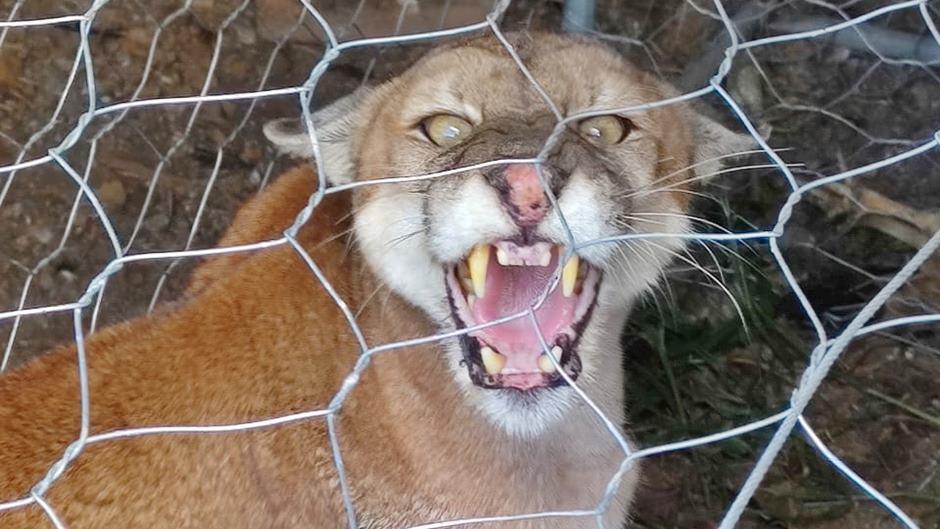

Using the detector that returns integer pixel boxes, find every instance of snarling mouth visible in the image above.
[445,241,601,391]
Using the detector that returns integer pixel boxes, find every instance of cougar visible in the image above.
[0,32,748,528]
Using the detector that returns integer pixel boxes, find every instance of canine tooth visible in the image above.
[562,253,579,297]
[551,345,563,361]
[467,294,477,310]
[461,276,473,293]
[496,247,510,266]
[480,346,505,375]
[467,244,490,297]
[538,354,557,373]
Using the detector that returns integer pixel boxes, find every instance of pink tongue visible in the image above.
[470,250,577,372]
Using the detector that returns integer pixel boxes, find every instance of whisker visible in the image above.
[347,189,432,217]
[611,214,669,229]
[627,211,733,234]
[313,226,357,251]
[627,211,766,274]
[618,162,804,202]
[638,187,723,204]
[618,146,793,191]
[629,239,677,311]
[606,222,678,314]
[386,228,426,250]
[643,239,749,335]
[697,241,728,296]
[355,282,389,318]
[710,242,767,278]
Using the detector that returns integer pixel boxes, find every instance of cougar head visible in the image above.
[265,32,750,436]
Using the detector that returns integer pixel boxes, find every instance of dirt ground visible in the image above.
[1,0,938,528]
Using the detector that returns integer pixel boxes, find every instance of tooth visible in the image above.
[467,294,476,310]
[540,251,551,267]
[461,277,473,293]
[496,247,509,266]
[538,354,557,373]
[562,253,579,297]
[551,345,563,361]
[480,346,505,375]
[467,244,490,297]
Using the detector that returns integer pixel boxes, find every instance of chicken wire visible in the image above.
[0,0,938,527]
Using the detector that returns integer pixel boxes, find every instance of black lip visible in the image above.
[444,266,601,392]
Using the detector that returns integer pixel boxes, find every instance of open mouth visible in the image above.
[445,240,601,391]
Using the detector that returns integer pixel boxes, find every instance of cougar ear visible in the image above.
[691,111,761,180]
[263,86,375,185]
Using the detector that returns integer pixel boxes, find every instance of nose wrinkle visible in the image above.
[504,164,550,226]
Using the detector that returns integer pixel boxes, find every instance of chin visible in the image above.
[445,336,582,438]
[474,385,581,438]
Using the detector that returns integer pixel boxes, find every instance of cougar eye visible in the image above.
[422,114,473,147]
[578,115,631,145]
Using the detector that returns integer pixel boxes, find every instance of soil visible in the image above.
[1,0,938,527]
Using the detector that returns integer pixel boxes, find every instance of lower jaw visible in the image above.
[475,369,573,392]
[449,288,598,393]
[466,350,585,392]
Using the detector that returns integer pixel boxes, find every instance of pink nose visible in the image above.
[502,164,550,227]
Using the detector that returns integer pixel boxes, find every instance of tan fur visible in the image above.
[0,164,629,528]
[1,33,747,528]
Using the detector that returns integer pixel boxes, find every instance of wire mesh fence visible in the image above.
[0,0,938,527]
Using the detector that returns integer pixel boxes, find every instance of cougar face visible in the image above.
[267,32,747,436]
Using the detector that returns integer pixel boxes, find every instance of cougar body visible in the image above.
[0,33,746,528]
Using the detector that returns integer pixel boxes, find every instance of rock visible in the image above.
[234,21,257,46]
[256,0,304,42]
[149,212,171,231]
[120,27,153,59]
[239,144,262,165]
[56,265,77,283]
[31,226,54,245]
[97,180,127,210]
[0,53,23,92]
[730,63,764,116]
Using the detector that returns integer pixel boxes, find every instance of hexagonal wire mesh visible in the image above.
[0,0,938,527]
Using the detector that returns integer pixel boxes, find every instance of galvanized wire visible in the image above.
[0,1,938,528]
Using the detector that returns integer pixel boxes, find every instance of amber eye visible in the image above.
[578,115,631,145]
[422,114,474,147]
